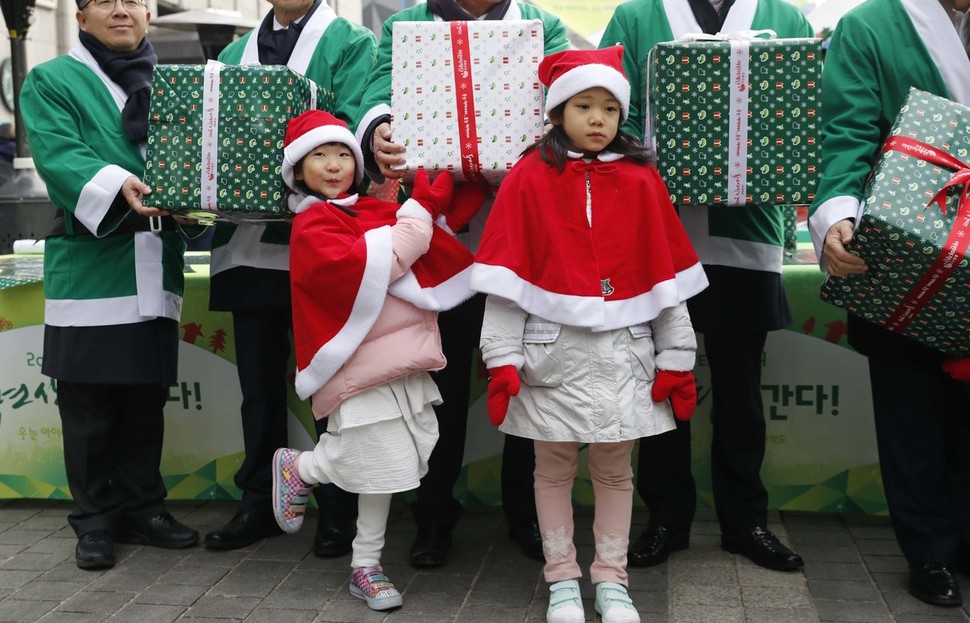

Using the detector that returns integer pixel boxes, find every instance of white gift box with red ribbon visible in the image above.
[390,20,545,186]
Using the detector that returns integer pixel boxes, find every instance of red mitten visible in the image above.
[651,370,697,422]
[409,170,454,220]
[487,365,520,427]
[942,358,970,382]
[441,182,487,233]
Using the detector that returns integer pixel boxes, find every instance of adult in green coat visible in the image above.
[202,0,377,553]
[21,0,202,570]
[353,0,568,570]
[809,0,970,607]
[599,0,811,572]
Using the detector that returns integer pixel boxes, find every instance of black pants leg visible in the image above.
[59,381,168,536]
[705,332,769,534]
[635,418,696,531]
[868,357,970,564]
[231,307,291,513]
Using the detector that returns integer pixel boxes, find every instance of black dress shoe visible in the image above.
[628,525,689,568]
[313,513,354,558]
[116,512,199,549]
[203,510,282,550]
[410,525,452,568]
[721,526,803,571]
[509,519,544,561]
[909,562,963,607]
[76,530,115,570]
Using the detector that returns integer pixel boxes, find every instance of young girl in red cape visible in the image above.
[269,110,481,613]
[471,46,709,623]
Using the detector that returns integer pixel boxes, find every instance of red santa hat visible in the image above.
[282,110,365,191]
[540,45,630,122]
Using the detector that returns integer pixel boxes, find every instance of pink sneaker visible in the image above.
[271,448,312,533]
[349,565,403,611]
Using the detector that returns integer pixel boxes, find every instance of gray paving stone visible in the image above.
[670,582,740,606]
[0,568,44,589]
[862,554,907,574]
[808,579,882,602]
[57,590,136,613]
[133,582,209,606]
[10,578,87,601]
[814,598,893,622]
[741,584,813,609]
[671,603,744,623]
[242,607,318,623]
[0,597,59,622]
[745,607,821,623]
[107,602,183,623]
[798,544,865,563]
[181,594,261,618]
[803,561,872,582]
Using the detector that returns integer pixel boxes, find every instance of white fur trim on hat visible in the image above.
[544,64,631,122]
[282,125,365,191]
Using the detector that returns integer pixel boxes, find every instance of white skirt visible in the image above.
[300,372,441,494]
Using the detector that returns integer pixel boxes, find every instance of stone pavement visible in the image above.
[0,499,967,623]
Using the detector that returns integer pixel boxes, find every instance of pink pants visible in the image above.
[534,440,634,585]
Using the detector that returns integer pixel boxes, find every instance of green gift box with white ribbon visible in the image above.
[648,33,822,207]
[820,89,970,356]
[143,63,333,222]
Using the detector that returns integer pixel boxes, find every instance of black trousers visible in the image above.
[868,357,970,565]
[58,380,169,536]
[231,306,293,512]
[637,332,769,535]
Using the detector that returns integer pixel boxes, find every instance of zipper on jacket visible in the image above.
[585,170,592,227]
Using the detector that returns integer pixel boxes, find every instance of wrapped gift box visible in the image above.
[143,63,333,222]
[649,36,822,206]
[820,89,970,355]
[390,20,545,185]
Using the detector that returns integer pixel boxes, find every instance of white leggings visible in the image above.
[351,493,392,569]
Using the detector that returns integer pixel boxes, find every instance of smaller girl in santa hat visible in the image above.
[269,109,479,613]
[471,46,709,623]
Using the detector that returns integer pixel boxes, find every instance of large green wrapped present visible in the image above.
[649,35,822,206]
[143,63,333,222]
[820,89,970,356]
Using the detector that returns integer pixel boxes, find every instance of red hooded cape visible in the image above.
[471,151,707,330]
[290,194,474,400]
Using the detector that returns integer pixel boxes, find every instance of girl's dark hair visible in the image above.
[522,102,651,171]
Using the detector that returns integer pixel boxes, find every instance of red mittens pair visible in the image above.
[409,170,454,220]
[652,370,697,422]
[486,365,520,427]
[942,358,970,382]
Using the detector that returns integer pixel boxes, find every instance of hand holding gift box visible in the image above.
[820,89,970,356]
[390,20,545,186]
[648,32,822,207]
[143,62,334,223]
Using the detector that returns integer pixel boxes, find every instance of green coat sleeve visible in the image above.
[305,18,377,132]
[21,60,140,236]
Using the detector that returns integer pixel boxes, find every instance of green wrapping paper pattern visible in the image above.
[649,37,822,206]
[143,64,334,221]
[820,89,970,356]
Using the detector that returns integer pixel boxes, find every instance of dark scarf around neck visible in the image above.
[79,30,156,143]
[256,0,322,65]
[427,0,512,21]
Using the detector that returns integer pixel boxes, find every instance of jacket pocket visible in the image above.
[521,321,564,388]
[627,323,657,381]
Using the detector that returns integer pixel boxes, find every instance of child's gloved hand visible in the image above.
[942,358,970,382]
[487,365,520,426]
[652,370,697,421]
[409,170,454,220]
[438,183,486,234]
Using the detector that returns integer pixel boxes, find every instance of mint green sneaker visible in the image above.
[594,582,640,623]
[547,579,585,623]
